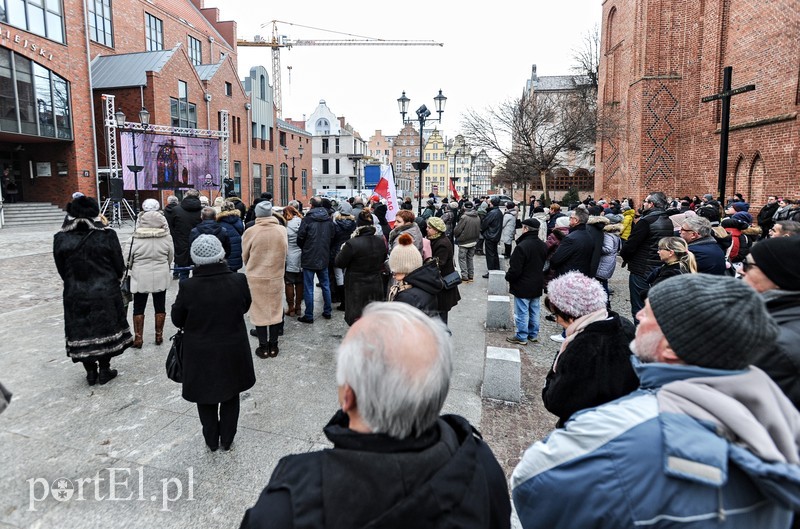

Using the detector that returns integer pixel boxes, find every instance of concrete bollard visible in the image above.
[487,270,507,295]
[482,346,521,402]
[486,295,511,330]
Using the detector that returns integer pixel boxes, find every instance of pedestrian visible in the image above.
[241,201,288,358]
[645,236,697,288]
[541,271,638,427]
[721,211,758,264]
[216,201,244,272]
[189,207,231,262]
[743,237,800,408]
[282,205,304,317]
[480,196,503,277]
[501,201,519,259]
[387,233,442,316]
[125,202,173,348]
[171,189,203,280]
[771,220,800,238]
[427,216,461,325]
[331,202,357,310]
[239,302,511,529]
[545,203,565,235]
[513,274,800,528]
[679,215,727,275]
[453,201,481,282]
[334,210,388,326]
[296,196,335,323]
[400,196,414,210]
[172,235,255,451]
[531,206,549,242]
[547,205,597,278]
[53,196,133,385]
[441,201,460,245]
[420,197,437,220]
[505,218,547,346]
[595,217,622,306]
[163,194,180,233]
[387,209,424,254]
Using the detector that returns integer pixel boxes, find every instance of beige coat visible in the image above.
[242,216,288,326]
[126,212,174,293]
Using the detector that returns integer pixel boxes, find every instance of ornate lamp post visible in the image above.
[114,107,150,214]
[283,144,304,201]
[397,89,447,213]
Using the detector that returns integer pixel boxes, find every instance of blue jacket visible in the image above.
[216,211,244,271]
[689,236,727,275]
[512,360,800,528]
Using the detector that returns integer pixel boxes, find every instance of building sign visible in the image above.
[35,162,51,177]
[0,26,55,61]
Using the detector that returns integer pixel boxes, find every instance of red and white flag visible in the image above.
[373,164,399,227]
[449,177,461,201]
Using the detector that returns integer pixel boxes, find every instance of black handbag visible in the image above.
[442,270,462,289]
[165,330,184,383]
[121,233,135,308]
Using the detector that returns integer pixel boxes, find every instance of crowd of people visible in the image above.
[42,186,800,527]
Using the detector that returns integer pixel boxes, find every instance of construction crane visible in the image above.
[237,20,443,118]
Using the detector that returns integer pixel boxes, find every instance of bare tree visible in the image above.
[571,24,600,88]
[462,85,596,204]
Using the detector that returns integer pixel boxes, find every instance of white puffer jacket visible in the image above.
[126,211,174,293]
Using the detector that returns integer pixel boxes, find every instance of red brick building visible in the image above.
[0,0,310,212]
[595,0,800,207]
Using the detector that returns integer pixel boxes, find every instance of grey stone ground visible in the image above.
[0,221,632,528]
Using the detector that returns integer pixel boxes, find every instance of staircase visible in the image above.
[1,202,66,228]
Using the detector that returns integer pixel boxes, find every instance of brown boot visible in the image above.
[294,282,303,316]
[132,314,145,348]
[284,284,295,316]
[154,313,166,345]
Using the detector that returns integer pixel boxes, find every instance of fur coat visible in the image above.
[242,216,288,326]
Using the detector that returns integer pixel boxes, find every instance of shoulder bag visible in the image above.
[120,236,134,308]
[165,330,184,383]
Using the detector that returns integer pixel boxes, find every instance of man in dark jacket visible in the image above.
[743,237,800,409]
[296,196,335,323]
[679,215,726,275]
[454,202,481,282]
[548,205,596,278]
[171,189,203,280]
[480,196,503,277]
[505,218,547,345]
[239,302,511,529]
[189,207,231,263]
[619,192,674,321]
[757,195,780,240]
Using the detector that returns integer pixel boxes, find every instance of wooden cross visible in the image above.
[702,66,755,201]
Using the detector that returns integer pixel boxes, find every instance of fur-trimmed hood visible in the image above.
[604,222,623,233]
[216,208,241,221]
[133,227,169,239]
[334,211,355,222]
[587,215,610,226]
[60,217,105,232]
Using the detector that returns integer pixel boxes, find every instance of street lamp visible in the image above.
[283,144,304,201]
[397,89,447,213]
[114,107,150,215]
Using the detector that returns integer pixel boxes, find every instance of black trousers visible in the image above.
[485,239,501,270]
[132,291,166,315]
[256,324,281,346]
[196,395,240,448]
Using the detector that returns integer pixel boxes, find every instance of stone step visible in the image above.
[2,202,66,228]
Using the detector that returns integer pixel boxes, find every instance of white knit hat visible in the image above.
[546,271,607,318]
[389,233,422,274]
[190,234,225,266]
[142,198,160,212]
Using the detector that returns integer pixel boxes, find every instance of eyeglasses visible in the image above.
[742,260,759,272]
[679,227,694,233]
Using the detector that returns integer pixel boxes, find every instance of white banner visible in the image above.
[373,164,399,226]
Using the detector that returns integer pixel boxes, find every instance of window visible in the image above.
[266,164,274,194]
[335,138,340,153]
[145,13,163,51]
[335,159,339,174]
[233,161,241,194]
[261,125,266,150]
[88,0,113,46]
[396,149,402,157]
[322,139,329,154]
[322,159,329,174]
[170,81,196,128]
[406,149,411,157]
[252,163,262,200]
[225,82,232,96]
[5,0,64,43]
[426,153,430,161]
[280,163,289,205]
[279,130,286,147]
[301,169,307,194]
[315,118,329,135]
[259,75,266,100]
[188,36,202,65]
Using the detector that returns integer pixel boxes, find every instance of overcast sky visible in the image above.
[217,1,601,143]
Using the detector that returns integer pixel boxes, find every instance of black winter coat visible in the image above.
[430,236,461,313]
[332,214,356,261]
[217,212,244,271]
[548,224,595,278]
[688,236,726,275]
[239,411,511,529]
[505,231,547,299]
[619,208,674,276]
[171,262,255,404]
[163,202,179,232]
[171,196,203,266]
[542,312,639,427]
[757,202,780,233]
[189,220,231,263]
[297,207,334,270]
[481,207,503,242]
[390,260,443,316]
[645,261,685,287]
[334,226,387,326]
[751,291,800,409]
[53,219,133,361]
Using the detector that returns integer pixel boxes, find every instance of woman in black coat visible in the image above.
[53,196,133,386]
[334,212,388,326]
[387,233,442,316]
[171,234,256,451]
[426,217,461,325]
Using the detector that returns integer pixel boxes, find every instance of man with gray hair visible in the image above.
[679,215,726,274]
[240,302,511,529]
[548,205,598,279]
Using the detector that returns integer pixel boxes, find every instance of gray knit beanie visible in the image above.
[190,234,225,266]
[255,200,273,217]
[647,274,779,369]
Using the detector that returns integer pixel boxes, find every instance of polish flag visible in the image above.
[449,178,461,201]
[373,164,399,227]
